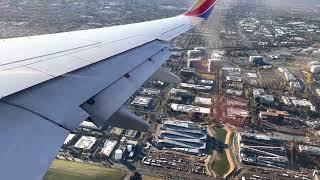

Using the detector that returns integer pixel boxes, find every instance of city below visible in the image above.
[1,0,320,180]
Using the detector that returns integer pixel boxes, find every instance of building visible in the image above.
[64,134,75,145]
[310,65,320,74]
[80,121,101,131]
[157,120,207,154]
[74,136,97,150]
[194,97,212,106]
[125,129,138,138]
[253,88,274,105]
[100,140,118,157]
[170,103,210,115]
[200,80,214,85]
[180,83,212,91]
[298,145,320,156]
[226,76,242,82]
[316,89,320,96]
[239,133,289,169]
[140,88,161,96]
[249,56,264,65]
[170,88,189,96]
[259,109,289,124]
[131,96,152,108]
[187,50,202,59]
[226,89,243,96]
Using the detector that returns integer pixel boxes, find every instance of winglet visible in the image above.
[184,0,217,19]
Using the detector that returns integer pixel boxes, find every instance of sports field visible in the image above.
[44,160,126,180]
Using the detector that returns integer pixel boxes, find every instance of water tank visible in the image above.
[127,145,133,152]
[114,149,123,160]
[310,65,320,74]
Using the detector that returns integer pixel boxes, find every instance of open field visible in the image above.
[142,175,165,180]
[44,160,126,180]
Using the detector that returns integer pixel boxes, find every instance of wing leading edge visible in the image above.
[0,0,217,179]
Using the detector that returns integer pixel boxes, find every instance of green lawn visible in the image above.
[44,160,126,180]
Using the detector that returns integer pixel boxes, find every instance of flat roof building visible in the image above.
[131,96,152,107]
[140,88,161,96]
[100,140,118,157]
[180,83,212,91]
[80,121,101,130]
[298,145,320,156]
[64,134,75,145]
[74,136,96,150]
[157,120,207,154]
[170,103,210,115]
[194,97,212,105]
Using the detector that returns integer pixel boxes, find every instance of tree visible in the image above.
[130,171,142,180]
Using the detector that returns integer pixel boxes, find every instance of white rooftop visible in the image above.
[180,83,212,90]
[101,140,118,157]
[170,103,210,114]
[194,97,212,105]
[64,134,75,145]
[131,96,152,106]
[74,136,96,150]
[80,121,100,130]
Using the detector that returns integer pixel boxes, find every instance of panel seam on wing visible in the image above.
[0,100,71,131]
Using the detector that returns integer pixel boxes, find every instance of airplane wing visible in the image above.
[0,0,217,179]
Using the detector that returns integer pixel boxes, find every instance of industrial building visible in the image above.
[100,140,118,157]
[157,120,207,155]
[239,133,289,169]
[74,136,97,150]
[170,103,210,115]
